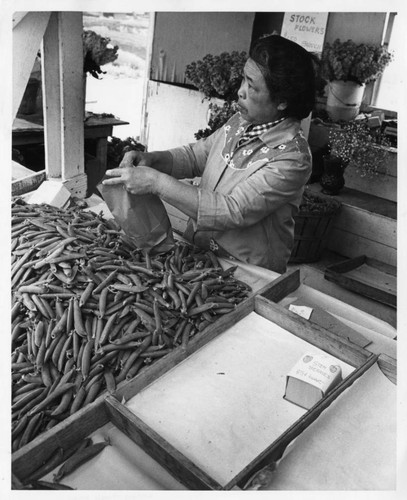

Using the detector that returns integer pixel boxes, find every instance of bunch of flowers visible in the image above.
[83,30,119,79]
[321,39,393,85]
[107,136,145,168]
[185,51,247,101]
[194,102,239,140]
[328,119,392,177]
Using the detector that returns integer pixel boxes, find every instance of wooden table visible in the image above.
[13,113,129,172]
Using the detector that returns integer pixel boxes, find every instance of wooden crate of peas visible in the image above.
[11,198,393,490]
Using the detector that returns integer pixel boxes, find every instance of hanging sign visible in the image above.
[281,12,328,53]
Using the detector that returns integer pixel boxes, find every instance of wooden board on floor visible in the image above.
[324,255,396,309]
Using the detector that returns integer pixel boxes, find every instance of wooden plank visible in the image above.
[328,227,397,268]
[12,12,51,119]
[13,117,127,145]
[260,268,300,303]
[254,295,371,368]
[12,170,46,196]
[377,353,397,384]
[59,12,85,188]
[12,398,109,482]
[42,12,87,196]
[323,255,366,274]
[41,12,62,179]
[84,115,129,128]
[63,173,89,199]
[332,206,397,248]
[105,396,223,490]
[225,353,379,490]
[12,473,26,490]
[324,256,397,309]
[286,299,371,348]
[95,138,108,172]
[365,257,397,276]
[11,161,35,181]
[328,266,397,297]
[325,255,396,278]
[140,13,156,145]
[12,12,28,29]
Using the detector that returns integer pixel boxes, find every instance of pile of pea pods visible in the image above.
[11,198,251,451]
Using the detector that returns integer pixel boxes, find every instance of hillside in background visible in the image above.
[83,12,150,140]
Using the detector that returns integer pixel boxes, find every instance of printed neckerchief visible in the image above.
[236,117,286,148]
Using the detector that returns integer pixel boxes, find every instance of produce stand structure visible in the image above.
[13,12,87,198]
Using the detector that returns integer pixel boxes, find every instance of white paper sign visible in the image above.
[281,12,329,53]
[289,304,313,320]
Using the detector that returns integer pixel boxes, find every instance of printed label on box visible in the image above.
[284,353,343,409]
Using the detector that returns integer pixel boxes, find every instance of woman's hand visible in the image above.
[119,150,153,168]
[102,166,159,195]
[103,165,200,219]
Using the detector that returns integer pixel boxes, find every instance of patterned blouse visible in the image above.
[167,112,312,272]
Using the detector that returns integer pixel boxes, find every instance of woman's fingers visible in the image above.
[102,168,127,186]
[104,168,123,178]
[120,150,141,167]
[102,166,157,194]
[101,176,124,186]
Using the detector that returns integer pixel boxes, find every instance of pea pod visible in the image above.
[53,439,111,483]
[18,411,44,448]
[73,298,87,338]
[81,339,95,379]
[28,383,76,416]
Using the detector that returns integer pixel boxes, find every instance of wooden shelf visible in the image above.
[307,183,396,220]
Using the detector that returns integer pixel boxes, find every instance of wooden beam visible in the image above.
[42,12,87,197]
[12,12,28,29]
[12,12,51,119]
[377,353,397,384]
[254,295,371,368]
[105,396,223,490]
[41,13,62,180]
[12,170,46,197]
[260,268,300,303]
[12,399,109,482]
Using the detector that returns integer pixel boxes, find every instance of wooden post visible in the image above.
[140,13,156,146]
[41,12,87,198]
[12,12,50,119]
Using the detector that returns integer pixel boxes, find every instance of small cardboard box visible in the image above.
[284,353,343,410]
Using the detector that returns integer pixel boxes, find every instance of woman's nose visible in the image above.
[238,80,246,100]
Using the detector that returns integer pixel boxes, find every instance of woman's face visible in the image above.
[237,58,285,125]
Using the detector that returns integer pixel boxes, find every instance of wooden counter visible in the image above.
[13,113,129,172]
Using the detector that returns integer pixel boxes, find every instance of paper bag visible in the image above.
[98,181,175,255]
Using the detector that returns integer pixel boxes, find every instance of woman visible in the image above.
[103,35,316,273]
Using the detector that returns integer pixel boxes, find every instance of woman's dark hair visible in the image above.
[249,34,317,119]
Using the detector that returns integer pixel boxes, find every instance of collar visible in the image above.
[238,114,301,149]
[244,117,286,135]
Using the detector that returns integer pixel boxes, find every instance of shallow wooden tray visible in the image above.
[12,292,386,490]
